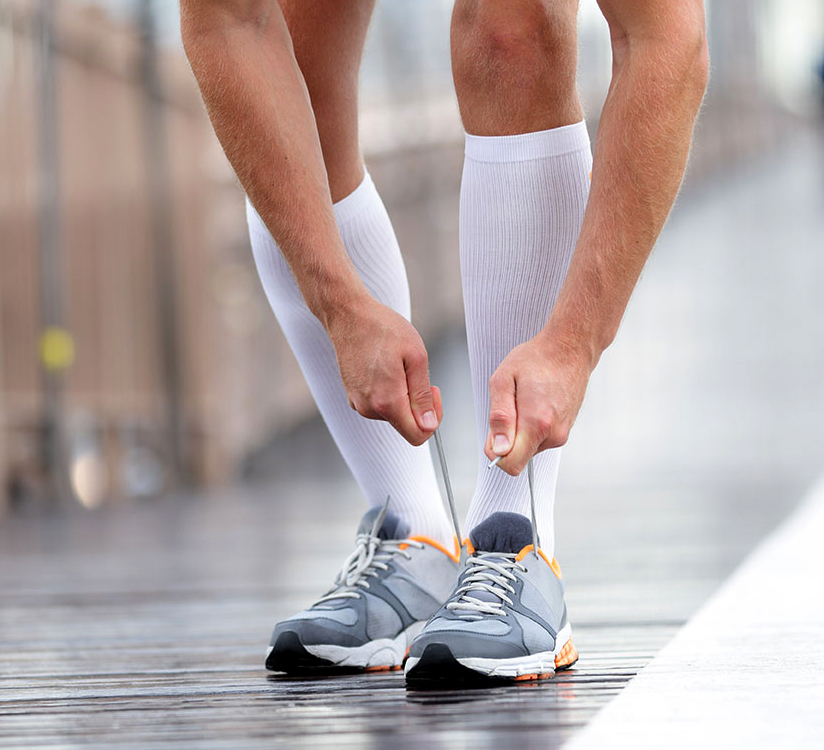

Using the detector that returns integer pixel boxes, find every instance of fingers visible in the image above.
[484,370,517,462]
[404,349,439,434]
[353,392,426,446]
[335,305,440,446]
[351,366,437,447]
[485,365,573,475]
[493,429,536,476]
[495,409,571,475]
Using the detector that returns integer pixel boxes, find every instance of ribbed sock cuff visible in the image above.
[464,120,590,163]
[332,169,376,226]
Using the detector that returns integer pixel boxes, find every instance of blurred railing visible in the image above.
[0,0,821,511]
[1,1,313,509]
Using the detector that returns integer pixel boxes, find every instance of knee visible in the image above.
[452,0,577,87]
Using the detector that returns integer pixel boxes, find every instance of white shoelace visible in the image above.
[315,500,423,604]
[433,428,541,558]
[445,552,527,619]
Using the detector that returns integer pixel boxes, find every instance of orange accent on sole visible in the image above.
[514,672,553,682]
[364,665,392,673]
[555,638,579,670]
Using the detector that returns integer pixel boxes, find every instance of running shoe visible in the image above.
[405,511,578,685]
[266,503,460,673]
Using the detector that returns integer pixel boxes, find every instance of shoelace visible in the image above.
[444,552,527,619]
[315,499,423,604]
[433,428,541,556]
[433,429,541,621]
[313,430,540,607]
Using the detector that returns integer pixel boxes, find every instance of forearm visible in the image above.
[180,0,369,327]
[545,20,709,365]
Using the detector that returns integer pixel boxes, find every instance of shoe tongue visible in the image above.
[357,507,410,541]
[469,512,533,554]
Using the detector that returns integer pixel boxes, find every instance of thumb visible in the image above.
[485,371,517,460]
[405,351,439,432]
[431,385,443,425]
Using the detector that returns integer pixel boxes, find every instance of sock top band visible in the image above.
[333,169,377,227]
[464,120,590,163]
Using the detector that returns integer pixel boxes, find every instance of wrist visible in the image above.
[537,318,607,373]
[312,280,373,334]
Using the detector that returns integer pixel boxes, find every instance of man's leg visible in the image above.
[247,0,452,545]
[453,0,591,560]
[405,0,588,685]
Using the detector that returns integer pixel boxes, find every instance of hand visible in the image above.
[327,296,442,446]
[484,331,594,475]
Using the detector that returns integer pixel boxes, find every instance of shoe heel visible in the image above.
[554,638,579,670]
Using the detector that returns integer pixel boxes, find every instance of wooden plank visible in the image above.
[0,471,793,748]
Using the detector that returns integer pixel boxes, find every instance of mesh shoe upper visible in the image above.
[270,506,458,652]
[408,511,568,662]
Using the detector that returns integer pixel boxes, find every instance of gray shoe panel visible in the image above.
[283,607,358,626]
[385,573,443,621]
[516,611,556,653]
[518,554,566,624]
[363,590,404,640]
[392,543,458,604]
[409,629,529,660]
[408,546,569,665]
[358,575,416,631]
[269,537,458,650]
[424,615,511,636]
[272,620,364,649]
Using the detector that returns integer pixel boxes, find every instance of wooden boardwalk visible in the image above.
[2,132,823,747]
[0,468,798,749]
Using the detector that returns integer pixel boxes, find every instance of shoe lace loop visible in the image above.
[315,499,422,604]
[445,552,526,619]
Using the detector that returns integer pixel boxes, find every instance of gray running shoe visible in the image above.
[405,511,578,685]
[266,503,459,673]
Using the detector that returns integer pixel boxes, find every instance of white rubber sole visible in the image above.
[405,622,574,678]
[267,620,425,670]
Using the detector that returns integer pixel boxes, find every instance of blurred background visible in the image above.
[2,4,824,743]
[1,0,823,516]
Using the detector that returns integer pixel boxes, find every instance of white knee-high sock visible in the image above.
[247,171,453,546]
[460,122,592,559]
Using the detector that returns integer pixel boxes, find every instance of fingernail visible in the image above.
[492,434,510,454]
[421,410,437,430]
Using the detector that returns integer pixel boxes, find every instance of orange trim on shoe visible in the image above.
[463,538,476,556]
[555,638,579,670]
[514,672,553,682]
[402,535,460,562]
[514,545,563,579]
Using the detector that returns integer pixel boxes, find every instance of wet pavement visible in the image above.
[2,125,823,748]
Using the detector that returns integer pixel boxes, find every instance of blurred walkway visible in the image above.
[1,124,823,748]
